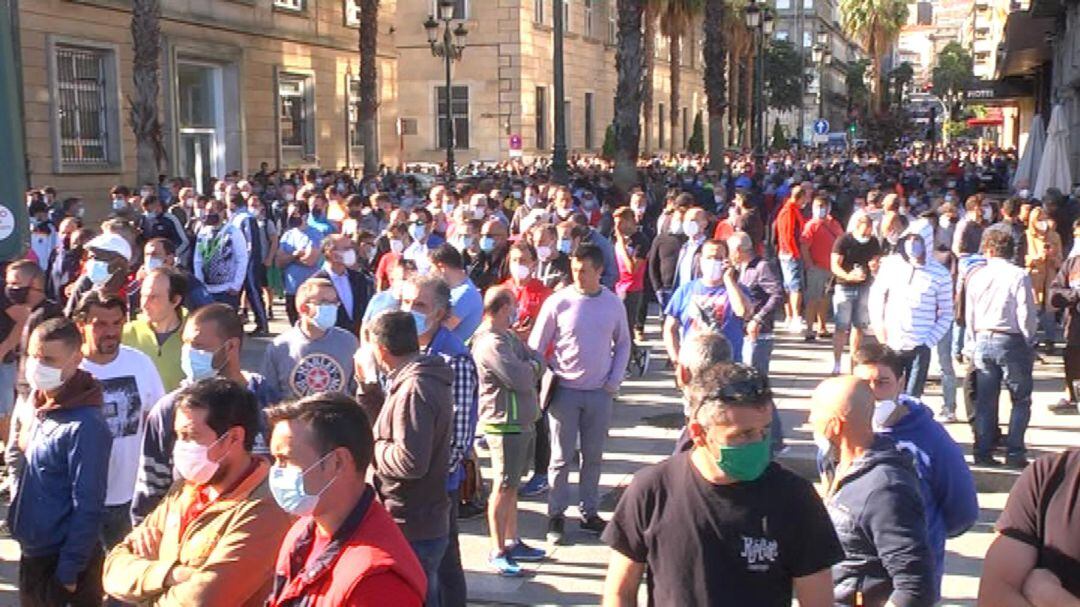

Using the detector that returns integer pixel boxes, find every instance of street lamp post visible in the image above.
[812,29,830,144]
[424,1,468,181]
[744,1,772,170]
[552,0,568,184]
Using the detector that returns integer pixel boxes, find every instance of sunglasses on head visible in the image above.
[706,374,771,405]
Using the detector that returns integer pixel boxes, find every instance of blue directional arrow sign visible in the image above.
[813,119,830,135]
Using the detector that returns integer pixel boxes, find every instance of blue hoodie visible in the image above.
[879,396,979,589]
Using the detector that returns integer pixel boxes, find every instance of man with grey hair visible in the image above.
[727,232,783,377]
[603,363,842,606]
[673,330,733,453]
[400,274,478,606]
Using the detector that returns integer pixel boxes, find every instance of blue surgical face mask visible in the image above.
[457,236,474,251]
[312,303,339,330]
[269,452,337,517]
[408,223,427,242]
[479,236,496,253]
[411,310,428,335]
[181,343,224,382]
[557,238,572,254]
[86,258,113,285]
[145,257,165,271]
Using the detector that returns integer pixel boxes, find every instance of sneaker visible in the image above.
[935,411,958,424]
[519,474,550,497]
[458,501,486,520]
[579,514,607,535]
[973,455,1002,467]
[506,540,547,562]
[1049,399,1079,415]
[1005,454,1030,469]
[488,551,523,577]
[830,362,842,376]
[547,515,566,545]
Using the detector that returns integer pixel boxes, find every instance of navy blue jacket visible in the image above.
[10,400,112,585]
[828,435,937,607]
[879,397,978,590]
[737,256,784,335]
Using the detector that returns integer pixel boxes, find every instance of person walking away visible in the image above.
[529,244,631,544]
[647,206,686,322]
[103,379,291,606]
[852,344,979,592]
[1026,206,1063,351]
[868,233,954,398]
[367,310,454,607]
[11,318,112,606]
[266,393,427,607]
[471,287,548,576]
[965,228,1038,468]
[809,376,937,606]
[602,363,842,607]
[830,214,881,375]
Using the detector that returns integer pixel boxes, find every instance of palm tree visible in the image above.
[130,0,165,186]
[613,0,645,192]
[703,0,726,170]
[656,0,705,155]
[642,11,657,155]
[840,0,909,113]
[358,0,380,177]
[720,0,750,147]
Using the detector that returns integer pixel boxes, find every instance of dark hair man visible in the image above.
[603,364,842,606]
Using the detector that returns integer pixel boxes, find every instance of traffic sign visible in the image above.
[509,134,523,158]
[813,119,830,136]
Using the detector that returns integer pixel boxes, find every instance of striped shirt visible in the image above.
[869,254,955,350]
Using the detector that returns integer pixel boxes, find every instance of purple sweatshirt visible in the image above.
[528,286,631,392]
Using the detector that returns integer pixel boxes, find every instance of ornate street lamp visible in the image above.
[745,0,770,168]
[425,0,468,181]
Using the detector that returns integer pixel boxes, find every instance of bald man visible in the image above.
[810,376,936,607]
[471,219,511,291]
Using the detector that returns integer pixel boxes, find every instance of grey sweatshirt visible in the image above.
[260,325,359,400]
[471,325,544,433]
[373,354,454,541]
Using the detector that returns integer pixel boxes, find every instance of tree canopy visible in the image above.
[764,39,809,112]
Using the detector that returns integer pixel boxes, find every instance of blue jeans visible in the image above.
[438,489,466,607]
[741,334,784,451]
[898,345,933,398]
[972,333,1034,459]
[410,535,450,607]
[934,327,958,414]
[656,288,674,321]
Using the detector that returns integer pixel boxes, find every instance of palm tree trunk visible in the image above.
[703,0,726,171]
[613,0,644,193]
[130,0,165,186]
[669,35,681,155]
[642,14,655,155]
[358,0,380,177]
[743,54,754,149]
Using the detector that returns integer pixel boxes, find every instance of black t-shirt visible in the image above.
[622,232,649,260]
[832,233,882,286]
[996,449,1080,597]
[603,452,843,606]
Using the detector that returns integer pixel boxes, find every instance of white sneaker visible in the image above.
[831,362,842,376]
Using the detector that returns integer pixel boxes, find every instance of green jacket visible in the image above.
[122,309,188,392]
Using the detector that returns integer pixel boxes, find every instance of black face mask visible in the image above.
[287,214,304,229]
[5,286,29,305]
[203,213,221,227]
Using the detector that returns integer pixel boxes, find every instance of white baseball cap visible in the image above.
[86,233,132,262]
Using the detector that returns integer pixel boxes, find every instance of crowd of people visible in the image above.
[2,146,1078,606]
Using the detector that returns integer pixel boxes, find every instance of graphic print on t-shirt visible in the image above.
[100,376,142,438]
[290,352,346,396]
[688,291,732,335]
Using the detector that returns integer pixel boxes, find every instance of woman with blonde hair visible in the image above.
[1026,206,1064,349]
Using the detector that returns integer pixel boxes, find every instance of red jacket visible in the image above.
[774,201,807,258]
[267,488,427,607]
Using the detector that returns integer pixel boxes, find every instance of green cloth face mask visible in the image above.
[713,437,772,482]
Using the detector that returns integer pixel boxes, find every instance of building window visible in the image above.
[776,0,790,8]
[278,72,315,162]
[584,92,594,149]
[536,86,547,150]
[348,79,362,148]
[432,0,467,19]
[53,44,117,168]
[803,30,812,48]
[274,0,305,11]
[608,0,617,43]
[562,0,571,32]
[803,0,812,8]
[345,0,360,26]
[584,0,594,37]
[775,29,789,41]
[658,102,665,149]
[436,85,469,149]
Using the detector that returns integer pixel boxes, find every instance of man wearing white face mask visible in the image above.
[10,318,112,605]
[868,233,954,398]
[265,393,427,606]
[132,304,280,523]
[262,278,358,401]
[103,378,291,606]
[674,207,710,289]
[313,235,371,335]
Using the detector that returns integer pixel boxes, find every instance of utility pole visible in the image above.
[0,0,29,262]
[552,0,569,184]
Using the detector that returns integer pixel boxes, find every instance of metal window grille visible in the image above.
[279,76,308,149]
[345,0,361,25]
[584,0,594,37]
[437,86,469,150]
[535,0,545,23]
[584,92,594,149]
[536,86,547,150]
[274,0,305,10]
[608,1,616,43]
[56,47,109,165]
[432,0,467,19]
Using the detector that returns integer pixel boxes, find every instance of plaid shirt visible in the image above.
[424,344,478,474]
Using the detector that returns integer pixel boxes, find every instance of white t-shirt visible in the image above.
[80,346,166,506]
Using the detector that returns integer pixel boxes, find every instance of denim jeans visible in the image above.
[898,345,933,398]
[742,334,784,452]
[972,333,1034,459]
[438,489,466,607]
[951,321,965,360]
[933,327,958,415]
[410,535,450,607]
[655,288,674,321]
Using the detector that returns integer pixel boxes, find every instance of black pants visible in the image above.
[20,548,104,607]
[533,412,550,476]
[1065,346,1080,401]
[438,488,467,607]
[285,294,299,326]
